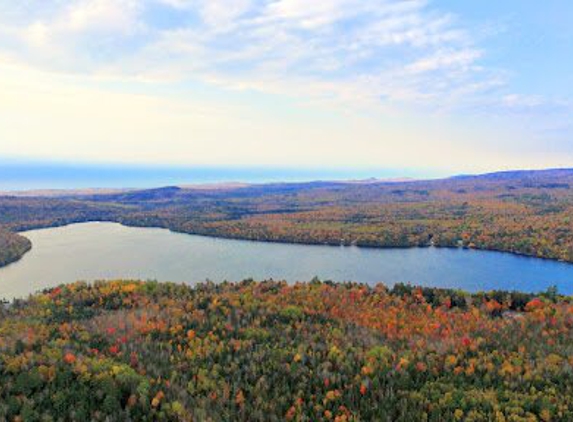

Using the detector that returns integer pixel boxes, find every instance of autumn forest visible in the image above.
[1,280,572,421]
[1,168,572,268]
[1,168,573,421]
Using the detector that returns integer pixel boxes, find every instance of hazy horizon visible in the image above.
[0,159,571,192]
[0,159,446,191]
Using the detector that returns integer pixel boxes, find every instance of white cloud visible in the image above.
[406,49,482,74]
[502,94,543,108]
[18,0,141,44]
[198,0,253,27]
[156,0,192,9]
[0,0,496,111]
[114,0,497,113]
[3,59,557,172]
[263,0,364,28]
[24,22,50,46]
[155,0,253,27]
[64,0,141,34]
[0,0,144,74]
[0,0,568,169]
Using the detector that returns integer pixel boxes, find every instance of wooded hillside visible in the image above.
[0,280,571,421]
[1,168,572,266]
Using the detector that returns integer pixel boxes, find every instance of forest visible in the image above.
[0,279,571,421]
[0,229,31,267]
[0,168,572,267]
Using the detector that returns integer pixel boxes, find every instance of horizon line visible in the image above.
[1,165,572,195]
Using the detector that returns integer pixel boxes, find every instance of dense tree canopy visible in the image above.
[0,229,31,267]
[1,280,572,421]
[1,169,572,268]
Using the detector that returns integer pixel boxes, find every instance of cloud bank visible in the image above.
[0,0,570,171]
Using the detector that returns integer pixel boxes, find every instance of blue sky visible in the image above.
[0,0,571,176]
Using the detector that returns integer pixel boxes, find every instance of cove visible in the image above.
[0,222,572,299]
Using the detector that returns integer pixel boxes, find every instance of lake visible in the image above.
[0,222,572,299]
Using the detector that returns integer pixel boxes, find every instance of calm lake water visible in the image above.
[1,222,572,299]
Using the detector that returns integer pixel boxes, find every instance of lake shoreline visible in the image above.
[10,219,573,269]
[2,221,572,300]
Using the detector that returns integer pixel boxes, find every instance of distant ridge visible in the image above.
[179,182,251,190]
[108,186,183,202]
[338,177,417,184]
[2,168,572,198]
[451,168,573,180]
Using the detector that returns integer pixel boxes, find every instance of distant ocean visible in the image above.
[0,160,442,191]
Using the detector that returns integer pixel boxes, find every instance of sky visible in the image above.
[0,0,572,179]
